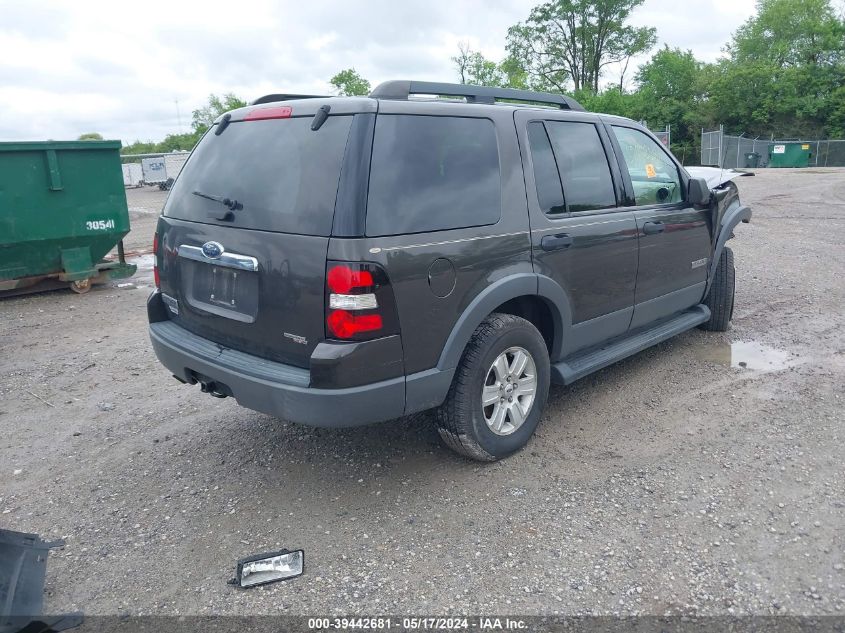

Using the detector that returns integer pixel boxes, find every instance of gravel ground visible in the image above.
[121,186,163,254]
[1,170,843,617]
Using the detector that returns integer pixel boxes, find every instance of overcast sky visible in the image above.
[0,0,757,144]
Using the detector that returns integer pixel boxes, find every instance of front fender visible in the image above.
[706,203,751,296]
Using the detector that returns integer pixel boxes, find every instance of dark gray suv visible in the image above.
[148,80,750,461]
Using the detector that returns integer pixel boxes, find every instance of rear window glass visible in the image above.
[163,116,353,236]
[545,121,617,213]
[527,121,565,214]
[366,115,501,236]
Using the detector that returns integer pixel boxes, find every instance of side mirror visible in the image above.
[688,177,711,206]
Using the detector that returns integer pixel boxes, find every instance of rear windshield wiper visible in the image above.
[192,190,242,211]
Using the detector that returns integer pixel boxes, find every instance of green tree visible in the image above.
[158,132,201,152]
[452,43,507,86]
[629,47,712,162]
[828,84,845,137]
[712,0,845,137]
[77,132,103,141]
[505,0,657,93]
[499,55,531,89]
[636,48,708,135]
[452,43,530,88]
[329,68,371,96]
[728,0,844,66]
[451,43,508,87]
[636,47,703,106]
[574,86,641,119]
[191,93,248,134]
[121,140,157,155]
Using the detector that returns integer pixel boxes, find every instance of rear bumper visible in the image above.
[149,320,407,427]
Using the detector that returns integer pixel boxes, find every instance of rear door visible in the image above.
[515,110,638,357]
[606,123,712,329]
[156,108,356,368]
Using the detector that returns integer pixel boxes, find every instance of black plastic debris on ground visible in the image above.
[0,528,82,633]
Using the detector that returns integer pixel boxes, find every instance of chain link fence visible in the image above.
[701,126,845,168]
[815,140,845,167]
[641,121,671,149]
[701,126,723,167]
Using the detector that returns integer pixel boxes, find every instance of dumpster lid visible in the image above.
[0,140,122,152]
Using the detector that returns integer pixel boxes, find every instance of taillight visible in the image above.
[325,262,398,341]
[327,266,374,294]
[327,310,383,339]
[152,232,160,288]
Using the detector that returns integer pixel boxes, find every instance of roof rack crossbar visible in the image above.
[368,80,584,111]
[251,94,330,105]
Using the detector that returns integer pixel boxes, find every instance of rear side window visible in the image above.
[366,115,500,236]
[612,126,683,206]
[163,116,353,236]
[545,121,617,213]
[527,121,565,214]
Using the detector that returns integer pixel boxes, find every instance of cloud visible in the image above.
[0,0,756,144]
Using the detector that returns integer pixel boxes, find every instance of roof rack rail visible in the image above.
[251,94,330,106]
[368,80,585,112]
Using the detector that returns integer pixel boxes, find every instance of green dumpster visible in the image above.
[0,140,136,294]
[768,142,812,168]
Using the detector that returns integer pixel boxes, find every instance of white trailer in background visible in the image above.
[164,152,189,180]
[121,151,192,189]
[121,163,143,187]
[141,157,167,184]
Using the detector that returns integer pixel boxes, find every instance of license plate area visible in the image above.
[209,266,238,307]
[181,259,259,323]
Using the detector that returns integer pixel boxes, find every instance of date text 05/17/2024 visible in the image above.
[306,617,528,630]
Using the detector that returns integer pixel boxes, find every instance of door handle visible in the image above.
[642,221,666,235]
[541,233,574,251]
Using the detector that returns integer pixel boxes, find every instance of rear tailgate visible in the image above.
[156,109,355,368]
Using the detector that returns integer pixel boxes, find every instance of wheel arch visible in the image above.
[706,203,751,296]
[436,273,573,371]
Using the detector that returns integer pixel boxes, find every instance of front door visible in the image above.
[515,111,639,358]
[607,123,712,329]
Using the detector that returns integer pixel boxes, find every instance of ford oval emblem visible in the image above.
[201,241,224,259]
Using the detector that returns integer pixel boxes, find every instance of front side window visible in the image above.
[612,126,683,206]
[366,115,501,236]
[545,121,617,213]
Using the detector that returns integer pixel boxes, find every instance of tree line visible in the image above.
[489,0,844,160]
[121,0,844,164]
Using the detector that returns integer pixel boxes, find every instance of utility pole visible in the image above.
[174,99,183,132]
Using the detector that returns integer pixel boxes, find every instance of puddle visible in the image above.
[130,253,155,272]
[128,206,163,216]
[114,254,155,289]
[698,340,796,372]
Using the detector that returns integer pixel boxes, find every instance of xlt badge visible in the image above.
[284,332,307,345]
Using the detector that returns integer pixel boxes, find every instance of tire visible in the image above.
[70,278,92,294]
[699,246,735,332]
[435,313,550,461]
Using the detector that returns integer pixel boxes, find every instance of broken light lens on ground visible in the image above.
[237,549,304,588]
